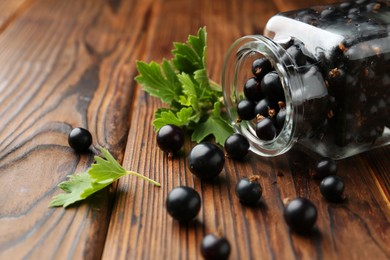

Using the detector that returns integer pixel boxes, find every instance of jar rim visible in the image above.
[222,35,304,157]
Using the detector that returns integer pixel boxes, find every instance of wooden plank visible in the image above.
[102,0,390,259]
[0,0,32,30]
[0,0,149,258]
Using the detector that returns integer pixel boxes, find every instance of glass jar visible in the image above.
[222,0,390,159]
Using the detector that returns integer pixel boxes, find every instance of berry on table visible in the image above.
[236,176,262,205]
[314,157,337,180]
[156,124,185,156]
[283,197,317,233]
[188,143,225,180]
[166,186,201,222]
[68,127,93,153]
[320,175,345,202]
[201,234,231,260]
[224,133,250,160]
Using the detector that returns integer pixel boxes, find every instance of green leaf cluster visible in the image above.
[49,147,160,208]
[135,27,233,145]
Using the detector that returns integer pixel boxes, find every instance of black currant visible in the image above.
[320,175,345,202]
[252,58,273,80]
[254,98,277,117]
[314,157,337,180]
[282,44,307,67]
[68,127,93,153]
[261,71,284,101]
[188,143,225,180]
[156,124,185,156]
[224,133,250,160]
[201,234,231,260]
[166,186,201,222]
[244,77,263,102]
[237,99,256,120]
[255,117,277,141]
[276,108,286,128]
[236,176,262,205]
[283,197,317,233]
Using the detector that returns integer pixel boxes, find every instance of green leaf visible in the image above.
[48,171,93,208]
[153,107,197,130]
[172,27,207,73]
[191,102,234,145]
[135,60,182,105]
[49,147,160,208]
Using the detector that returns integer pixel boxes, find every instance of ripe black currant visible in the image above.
[255,117,277,141]
[252,58,273,80]
[201,234,231,260]
[188,143,225,180]
[166,186,201,222]
[254,98,276,117]
[237,99,256,120]
[320,175,345,202]
[261,71,284,101]
[314,157,337,180]
[156,124,185,156]
[283,197,317,233]
[236,176,262,205]
[276,107,286,128]
[224,133,250,160]
[68,127,93,153]
[244,77,263,102]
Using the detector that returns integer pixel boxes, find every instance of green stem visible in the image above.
[126,171,161,187]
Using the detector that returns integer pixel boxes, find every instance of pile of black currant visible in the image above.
[237,58,287,141]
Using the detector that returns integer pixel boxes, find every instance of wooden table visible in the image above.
[1,0,389,259]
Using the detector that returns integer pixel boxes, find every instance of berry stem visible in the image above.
[126,170,161,187]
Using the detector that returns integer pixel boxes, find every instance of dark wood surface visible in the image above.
[0,0,389,259]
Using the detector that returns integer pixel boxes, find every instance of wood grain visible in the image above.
[0,0,389,259]
[101,0,390,260]
[0,0,142,258]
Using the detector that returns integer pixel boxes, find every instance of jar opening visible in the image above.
[222,35,304,157]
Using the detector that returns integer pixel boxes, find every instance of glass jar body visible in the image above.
[222,0,390,159]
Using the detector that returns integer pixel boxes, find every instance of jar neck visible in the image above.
[222,35,328,157]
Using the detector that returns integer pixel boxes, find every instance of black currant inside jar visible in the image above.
[222,0,390,159]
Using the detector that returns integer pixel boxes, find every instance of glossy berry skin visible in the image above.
[244,77,262,101]
[237,99,256,120]
[166,186,201,222]
[201,234,231,260]
[156,124,185,155]
[261,71,284,101]
[256,117,277,141]
[320,175,345,202]
[236,177,262,205]
[315,157,337,180]
[276,108,286,128]
[283,197,317,233]
[188,143,225,180]
[252,58,273,80]
[68,127,92,153]
[254,98,276,117]
[224,134,250,160]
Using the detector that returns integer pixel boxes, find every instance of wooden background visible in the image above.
[0,0,389,259]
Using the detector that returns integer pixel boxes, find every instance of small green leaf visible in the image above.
[49,147,160,208]
[49,171,93,208]
[191,102,234,145]
[135,61,182,105]
[153,107,196,130]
